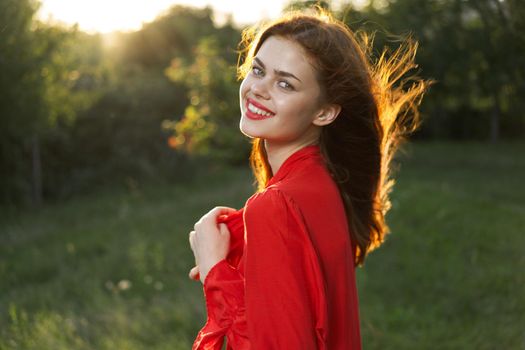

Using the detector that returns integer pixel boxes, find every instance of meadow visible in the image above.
[1,141,524,349]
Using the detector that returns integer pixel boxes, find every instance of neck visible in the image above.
[265,138,319,175]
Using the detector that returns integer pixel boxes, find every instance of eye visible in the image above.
[252,65,263,76]
[278,80,294,91]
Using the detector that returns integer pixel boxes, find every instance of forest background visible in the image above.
[2,0,524,205]
[1,0,524,349]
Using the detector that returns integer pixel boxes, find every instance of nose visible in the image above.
[250,78,270,100]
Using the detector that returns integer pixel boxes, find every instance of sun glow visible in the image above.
[38,0,178,33]
[37,0,289,33]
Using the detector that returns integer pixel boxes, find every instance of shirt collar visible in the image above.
[267,144,322,187]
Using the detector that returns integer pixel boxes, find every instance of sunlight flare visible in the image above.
[37,0,291,33]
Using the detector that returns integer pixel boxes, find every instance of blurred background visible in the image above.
[1,0,523,349]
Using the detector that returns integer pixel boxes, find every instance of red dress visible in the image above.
[192,144,362,349]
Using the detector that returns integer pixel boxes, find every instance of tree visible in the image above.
[0,0,104,204]
[355,0,525,140]
[164,36,249,164]
[0,0,47,204]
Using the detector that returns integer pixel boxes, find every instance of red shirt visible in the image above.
[193,144,362,349]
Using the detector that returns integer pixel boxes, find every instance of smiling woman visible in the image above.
[239,36,339,150]
[188,7,430,350]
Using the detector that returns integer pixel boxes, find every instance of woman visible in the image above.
[188,9,429,350]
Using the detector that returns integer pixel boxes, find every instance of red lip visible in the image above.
[247,98,275,114]
[245,98,275,121]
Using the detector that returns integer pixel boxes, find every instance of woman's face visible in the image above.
[239,36,327,145]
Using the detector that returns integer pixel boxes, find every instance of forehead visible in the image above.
[255,36,318,83]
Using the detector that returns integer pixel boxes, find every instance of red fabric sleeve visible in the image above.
[193,188,327,350]
[192,259,248,350]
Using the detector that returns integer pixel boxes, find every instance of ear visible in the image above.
[312,104,342,127]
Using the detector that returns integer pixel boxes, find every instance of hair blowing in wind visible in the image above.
[237,9,432,265]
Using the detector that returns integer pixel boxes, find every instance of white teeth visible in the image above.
[248,103,272,116]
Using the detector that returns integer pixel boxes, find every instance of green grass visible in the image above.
[1,141,524,349]
[359,141,525,349]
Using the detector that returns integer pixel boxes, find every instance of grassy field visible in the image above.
[1,141,524,349]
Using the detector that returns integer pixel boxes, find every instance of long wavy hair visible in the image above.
[237,9,431,265]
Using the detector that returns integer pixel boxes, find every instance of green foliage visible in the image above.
[164,37,249,164]
[339,0,525,140]
[3,0,525,205]
[32,25,102,127]
[1,142,524,348]
[0,0,40,203]
[117,6,217,68]
[0,0,99,204]
[0,3,238,204]
[283,0,332,12]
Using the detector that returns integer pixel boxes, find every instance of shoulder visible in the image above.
[244,187,312,250]
[273,161,340,208]
[246,187,293,217]
[244,159,339,221]
[244,187,306,230]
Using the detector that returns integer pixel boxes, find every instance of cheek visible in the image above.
[239,77,250,103]
[278,100,321,136]
[276,97,313,123]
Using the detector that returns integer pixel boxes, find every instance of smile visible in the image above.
[245,98,275,120]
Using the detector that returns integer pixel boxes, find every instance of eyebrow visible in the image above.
[254,57,302,83]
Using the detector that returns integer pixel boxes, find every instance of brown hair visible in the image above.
[237,9,431,266]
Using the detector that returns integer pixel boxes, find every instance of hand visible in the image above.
[188,206,236,283]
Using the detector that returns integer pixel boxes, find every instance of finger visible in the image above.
[189,231,196,251]
[218,223,231,238]
[202,207,237,224]
[189,266,200,280]
[193,221,201,231]
[189,231,199,265]
[207,206,238,219]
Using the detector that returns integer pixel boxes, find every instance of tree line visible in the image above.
[1,0,523,205]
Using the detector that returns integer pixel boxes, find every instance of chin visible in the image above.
[239,122,257,139]
[240,117,264,139]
